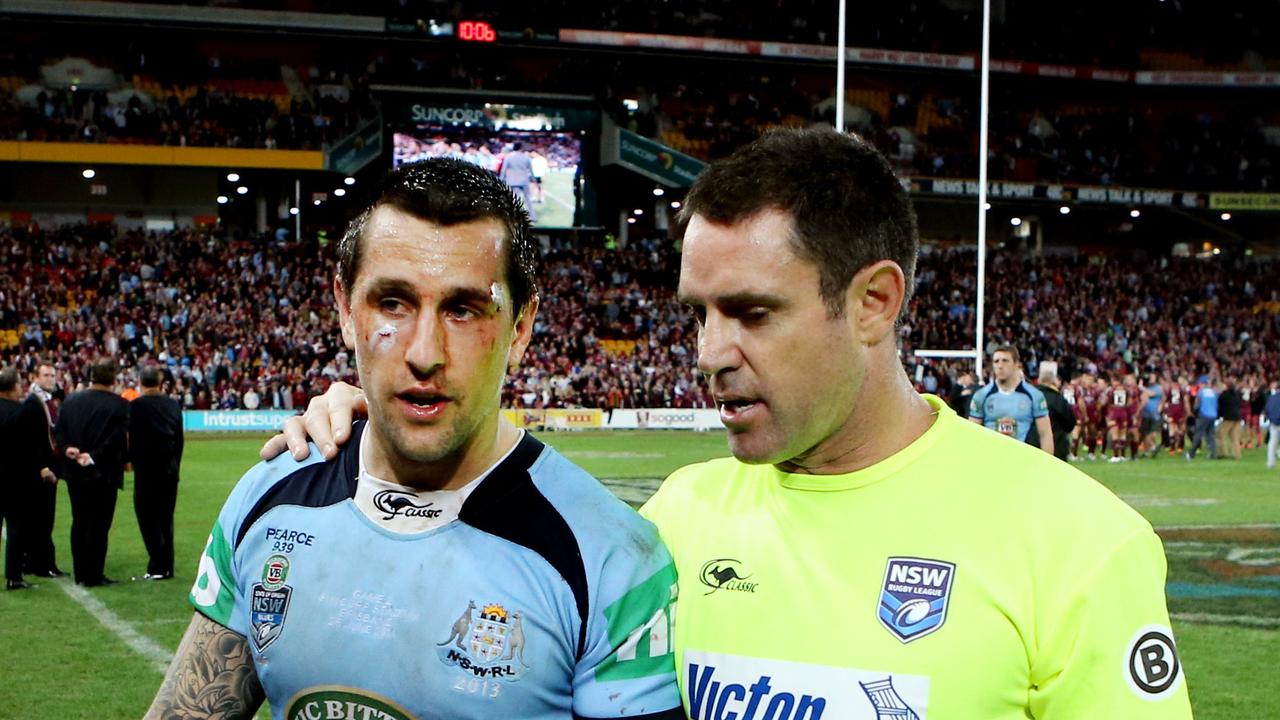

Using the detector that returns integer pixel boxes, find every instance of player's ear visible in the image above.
[335,276,356,349]
[848,260,906,345]
[507,294,540,372]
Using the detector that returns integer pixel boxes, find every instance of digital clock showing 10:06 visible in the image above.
[458,21,497,42]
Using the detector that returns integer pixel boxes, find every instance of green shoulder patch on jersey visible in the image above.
[594,562,678,682]
[189,522,237,626]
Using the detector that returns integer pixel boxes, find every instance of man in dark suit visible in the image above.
[54,358,130,587]
[0,366,40,590]
[22,361,64,578]
[1031,366,1077,462]
[129,366,184,580]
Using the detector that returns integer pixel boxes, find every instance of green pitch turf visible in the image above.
[533,170,577,228]
[1,432,1275,718]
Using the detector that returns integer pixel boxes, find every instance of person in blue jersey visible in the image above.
[1186,376,1219,460]
[968,346,1053,455]
[144,159,683,720]
[1138,372,1165,459]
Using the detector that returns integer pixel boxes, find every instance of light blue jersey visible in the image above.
[1144,384,1164,419]
[190,423,682,720]
[1197,387,1219,419]
[969,381,1048,442]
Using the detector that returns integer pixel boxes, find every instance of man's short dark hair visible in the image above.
[337,159,539,318]
[994,346,1021,364]
[0,367,19,392]
[89,358,118,386]
[140,366,162,388]
[678,126,918,318]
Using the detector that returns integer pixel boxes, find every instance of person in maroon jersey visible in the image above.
[1164,375,1191,455]
[1091,374,1110,460]
[1072,371,1095,460]
[1103,374,1133,462]
[1125,373,1145,460]
[1240,377,1256,450]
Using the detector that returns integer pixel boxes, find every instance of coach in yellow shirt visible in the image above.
[273,127,1191,719]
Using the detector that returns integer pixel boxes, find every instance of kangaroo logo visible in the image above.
[699,559,759,595]
[501,611,529,667]
[437,599,475,650]
[373,489,443,521]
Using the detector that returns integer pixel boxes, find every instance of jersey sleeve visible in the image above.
[1030,386,1049,419]
[968,387,987,421]
[1029,529,1192,718]
[571,515,683,719]
[188,449,323,636]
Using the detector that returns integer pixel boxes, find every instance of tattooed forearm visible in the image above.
[144,613,265,720]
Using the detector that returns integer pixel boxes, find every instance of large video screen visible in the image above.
[392,107,585,228]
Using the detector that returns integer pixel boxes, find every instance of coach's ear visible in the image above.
[335,277,356,350]
[848,260,906,346]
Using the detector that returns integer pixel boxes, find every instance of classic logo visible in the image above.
[699,559,758,595]
[261,554,290,591]
[1125,625,1183,700]
[437,600,529,680]
[877,557,955,643]
[372,489,443,521]
[285,687,415,720]
[250,582,293,652]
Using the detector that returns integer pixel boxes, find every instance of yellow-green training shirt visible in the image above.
[640,395,1191,719]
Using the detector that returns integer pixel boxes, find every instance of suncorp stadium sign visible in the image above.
[183,410,298,432]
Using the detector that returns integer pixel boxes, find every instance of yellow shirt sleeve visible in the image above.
[1030,529,1192,718]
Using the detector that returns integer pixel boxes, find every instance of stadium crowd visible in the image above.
[128,0,1269,70]
[3,23,1277,190]
[0,222,710,412]
[1,81,373,151]
[3,220,1276,423]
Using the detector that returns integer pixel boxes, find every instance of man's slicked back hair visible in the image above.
[679,126,918,318]
[0,367,18,393]
[337,158,540,316]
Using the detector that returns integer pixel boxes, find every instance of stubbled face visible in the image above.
[35,365,55,392]
[992,351,1016,383]
[678,209,863,466]
[337,206,535,472]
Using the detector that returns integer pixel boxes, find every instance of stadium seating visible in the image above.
[3,220,1275,411]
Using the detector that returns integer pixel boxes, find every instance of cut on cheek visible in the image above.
[373,323,398,352]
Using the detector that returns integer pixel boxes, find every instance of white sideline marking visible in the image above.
[57,579,173,674]
[1172,612,1280,629]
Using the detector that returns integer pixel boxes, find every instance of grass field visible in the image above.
[1,431,1276,719]
[533,169,577,228]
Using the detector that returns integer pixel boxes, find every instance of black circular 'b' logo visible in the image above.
[1127,629,1181,697]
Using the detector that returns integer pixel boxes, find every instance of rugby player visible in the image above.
[146,160,683,720]
[1164,375,1192,455]
[967,346,1053,455]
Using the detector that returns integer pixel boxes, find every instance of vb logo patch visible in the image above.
[878,557,955,643]
[1125,625,1183,700]
[250,554,293,652]
[437,600,530,681]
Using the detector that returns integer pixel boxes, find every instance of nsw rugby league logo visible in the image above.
[878,557,955,643]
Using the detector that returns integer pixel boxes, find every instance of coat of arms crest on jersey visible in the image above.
[437,600,531,680]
